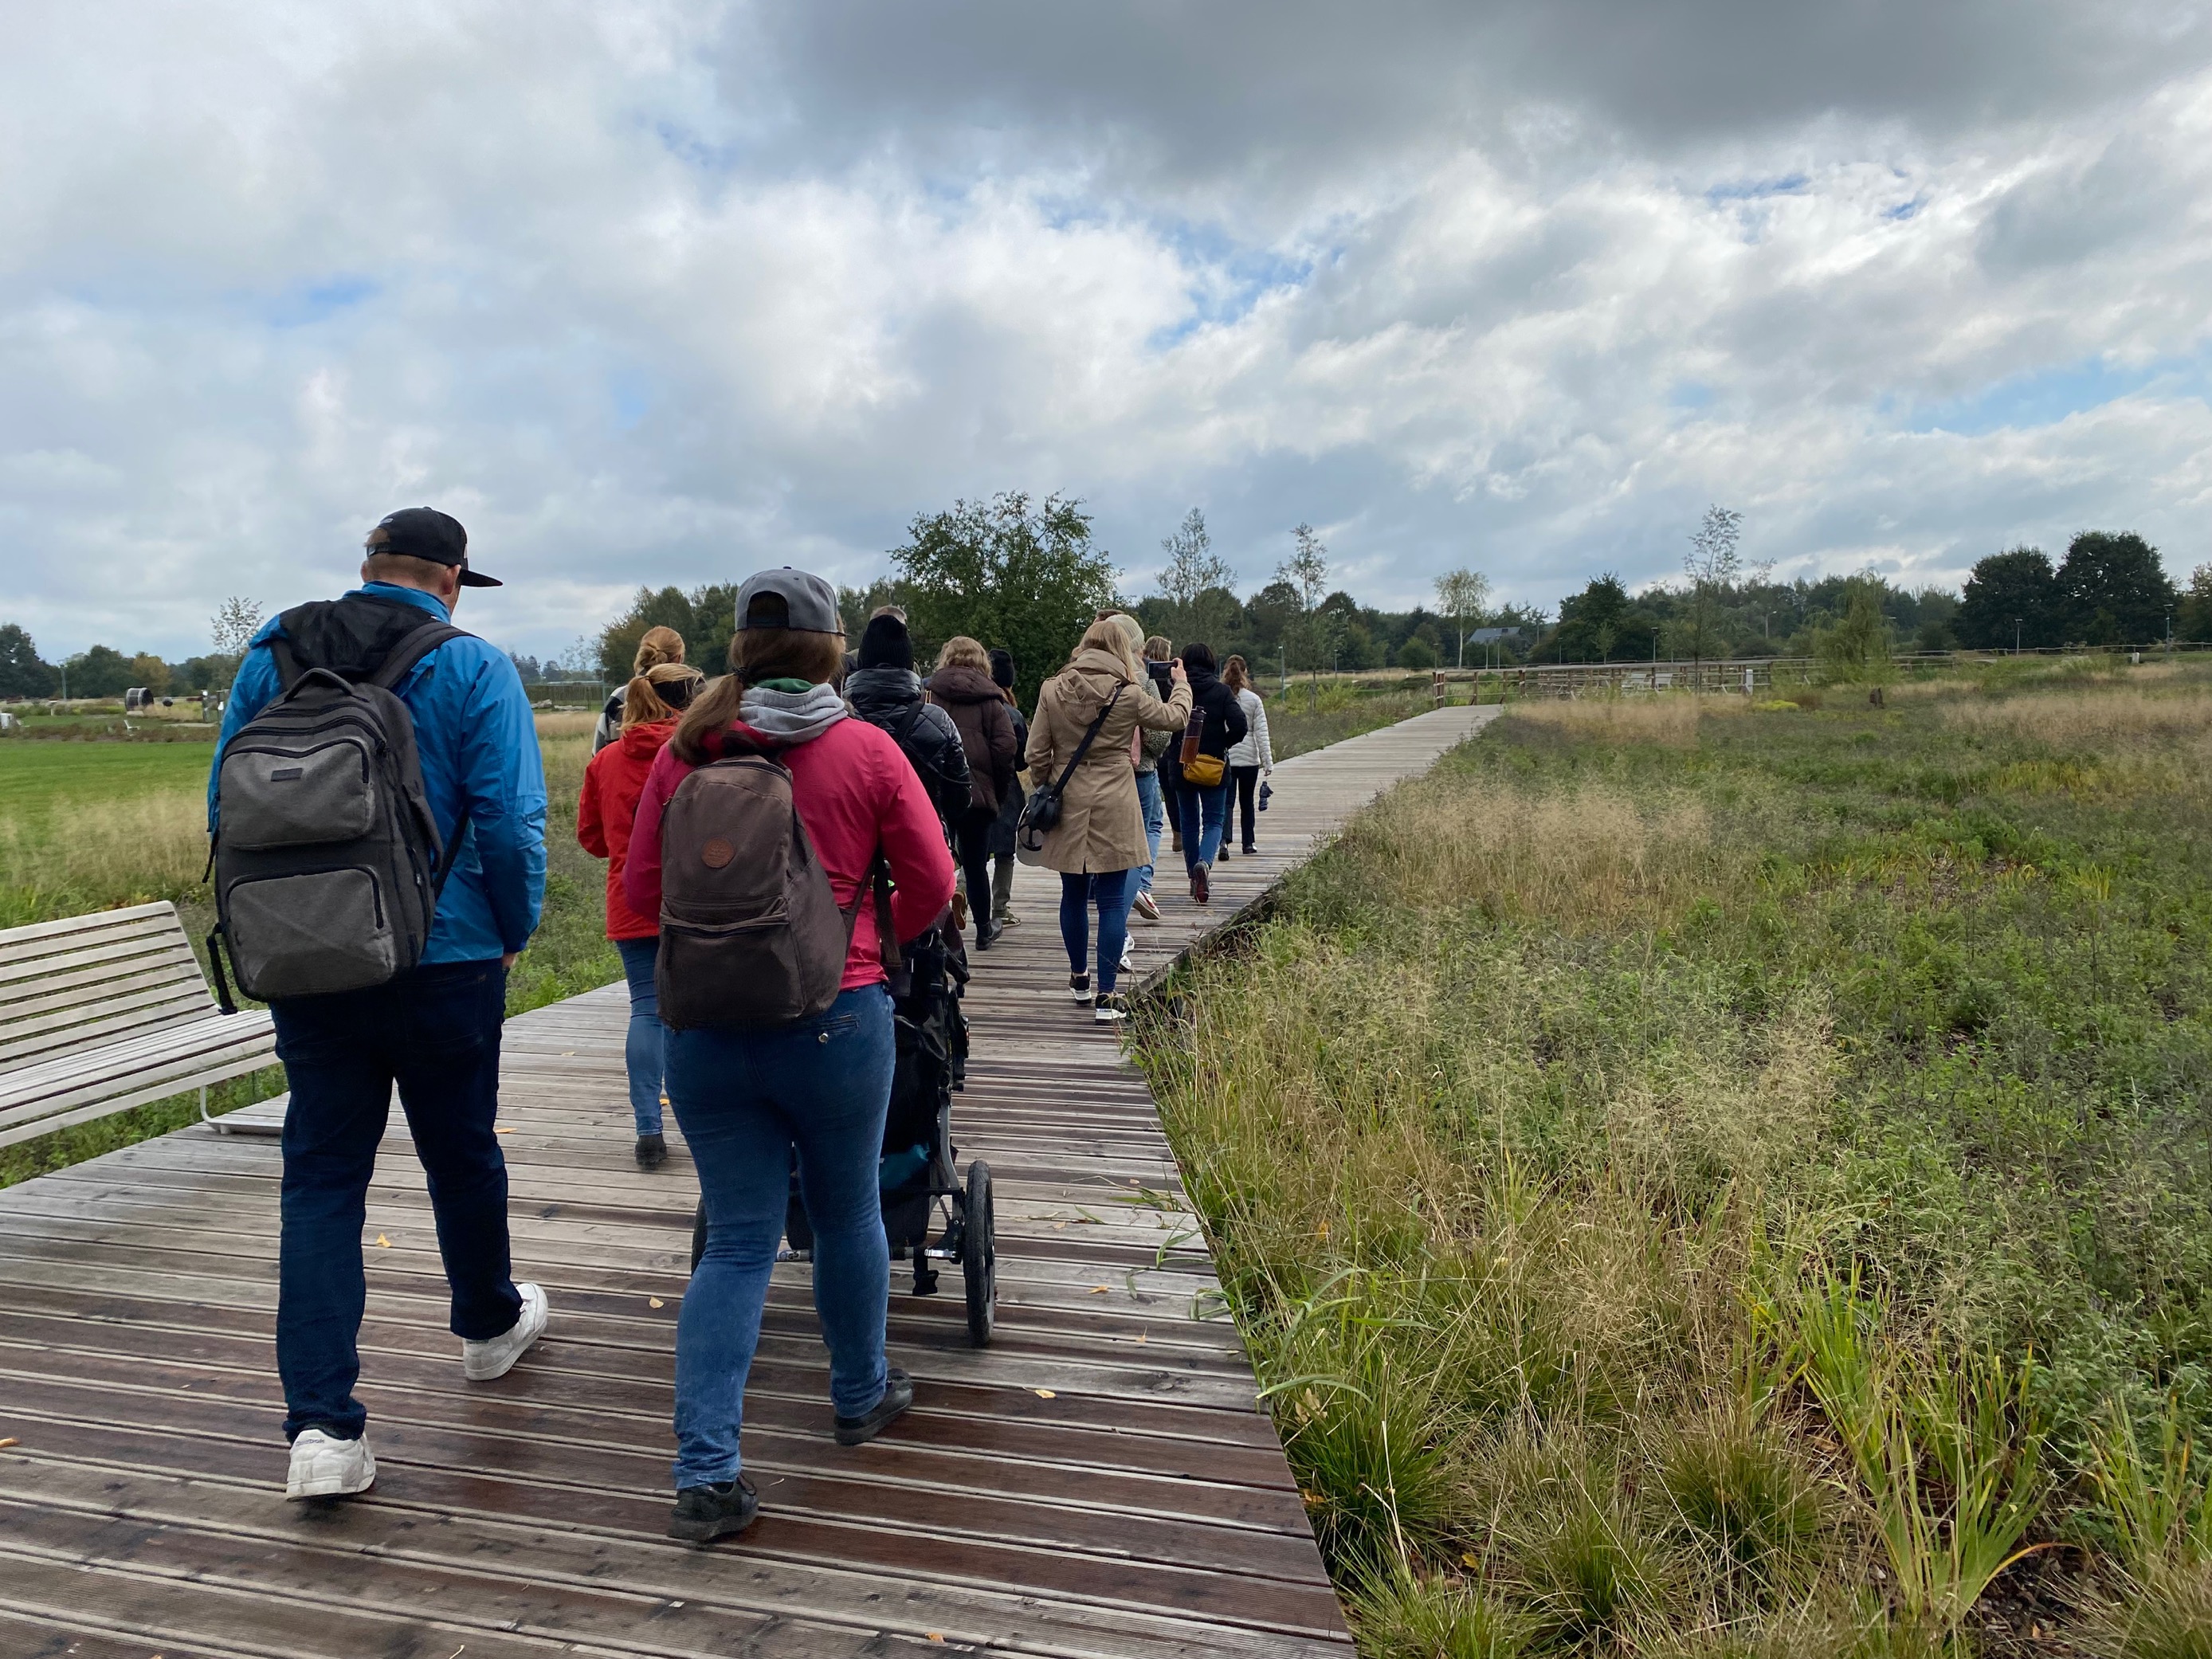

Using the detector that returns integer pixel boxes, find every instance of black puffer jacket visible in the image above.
[1181,666,1248,762]
[846,666,971,827]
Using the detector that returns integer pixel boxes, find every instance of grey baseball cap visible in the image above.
[735,567,843,633]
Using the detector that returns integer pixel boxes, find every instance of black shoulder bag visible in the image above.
[1016,682,1124,853]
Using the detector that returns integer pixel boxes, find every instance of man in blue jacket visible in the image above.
[210,507,549,1501]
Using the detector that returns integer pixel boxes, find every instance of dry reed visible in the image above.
[0,790,210,910]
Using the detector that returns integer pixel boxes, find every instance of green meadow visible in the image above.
[1141,657,2212,1655]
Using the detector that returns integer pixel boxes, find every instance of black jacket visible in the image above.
[986,705,1030,856]
[845,666,971,826]
[1182,668,1248,763]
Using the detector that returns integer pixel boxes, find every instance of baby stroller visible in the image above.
[688,922,998,1346]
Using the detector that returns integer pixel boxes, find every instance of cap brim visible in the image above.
[459,569,502,587]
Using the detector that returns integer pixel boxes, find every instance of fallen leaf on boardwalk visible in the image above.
[927,1636,945,1645]
[375,1234,390,1248]
[0,1437,18,1449]
[1053,1222,1066,1230]
[1089,1284,1109,1294]
[1033,1388,1057,1398]
[648,1297,665,1308]
[1135,1332,1147,1343]
[494,1126,513,1135]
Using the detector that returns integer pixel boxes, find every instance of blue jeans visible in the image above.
[1181,779,1231,872]
[1135,771,1164,895]
[271,959,520,1441]
[1060,869,1135,994]
[665,985,895,1489]
[614,935,664,1135]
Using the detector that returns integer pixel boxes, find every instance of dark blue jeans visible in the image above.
[614,935,664,1135]
[1060,869,1135,994]
[665,984,896,1488]
[271,959,521,1442]
[1181,779,1232,872]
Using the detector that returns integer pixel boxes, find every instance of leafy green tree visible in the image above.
[2179,563,2212,642]
[128,653,171,695]
[1433,568,1491,667]
[1277,524,1333,670]
[1955,548,2063,650]
[1156,508,1233,637]
[1683,505,1743,664]
[2059,531,2175,645]
[597,583,742,681]
[1815,582,1895,682]
[1395,635,1438,670]
[0,625,57,697]
[66,644,135,697]
[892,492,1118,708]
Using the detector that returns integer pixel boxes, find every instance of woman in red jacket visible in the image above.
[623,569,955,1547]
[577,661,704,1171]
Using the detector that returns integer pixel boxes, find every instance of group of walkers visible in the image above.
[206,505,1274,1546]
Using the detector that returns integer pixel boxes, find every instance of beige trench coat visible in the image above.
[1024,649,1193,875]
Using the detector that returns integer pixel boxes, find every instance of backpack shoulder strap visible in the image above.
[368,620,469,691]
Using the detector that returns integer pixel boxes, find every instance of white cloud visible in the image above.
[2,0,2209,661]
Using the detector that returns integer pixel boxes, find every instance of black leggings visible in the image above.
[955,806,996,935]
[1230,766,1261,848]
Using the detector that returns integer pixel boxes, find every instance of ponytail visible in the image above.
[621,662,704,729]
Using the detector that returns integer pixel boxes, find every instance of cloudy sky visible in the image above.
[6,1,2210,663]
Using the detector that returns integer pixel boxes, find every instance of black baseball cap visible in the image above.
[363,507,500,587]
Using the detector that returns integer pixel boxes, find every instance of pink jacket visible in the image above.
[625,716,955,991]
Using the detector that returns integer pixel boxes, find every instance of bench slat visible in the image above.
[0,990,224,1069]
[0,900,180,949]
[0,1015,276,1129]
[0,932,203,1000]
[0,958,209,1033]
[0,1051,280,1149]
[0,914,193,978]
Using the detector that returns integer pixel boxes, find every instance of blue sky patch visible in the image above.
[1904,351,2210,435]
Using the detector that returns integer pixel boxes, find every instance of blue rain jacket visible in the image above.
[208,582,547,963]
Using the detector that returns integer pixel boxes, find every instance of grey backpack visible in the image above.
[655,736,893,1030]
[209,618,465,1006]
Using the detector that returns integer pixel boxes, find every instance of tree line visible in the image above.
[0,598,265,701]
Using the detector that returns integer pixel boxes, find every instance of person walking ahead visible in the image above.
[208,507,549,1502]
[985,648,1028,929]
[1175,642,1246,904]
[626,569,955,1546]
[926,636,1018,951]
[1025,619,1190,1022]
[576,660,704,1170]
[1222,653,1273,857]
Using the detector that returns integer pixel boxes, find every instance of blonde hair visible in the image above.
[671,628,846,763]
[633,626,686,675]
[1223,654,1251,694]
[622,661,704,728]
[1069,618,1143,683]
[935,636,989,673]
[1143,634,1172,661]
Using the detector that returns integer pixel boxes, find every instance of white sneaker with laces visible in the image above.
[1120,938,1135,973]
[286,1428,375,1500]
[1095,996,1128,1025]
[1131,889,1161,923]
[463,1281,548,1381]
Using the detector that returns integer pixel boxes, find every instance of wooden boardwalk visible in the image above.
[0,704,1492,1659]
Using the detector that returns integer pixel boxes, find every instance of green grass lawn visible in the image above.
[1139,659,2212,1655]
[0,738,215,819]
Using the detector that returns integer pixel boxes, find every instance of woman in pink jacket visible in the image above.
[623,569,955,1547]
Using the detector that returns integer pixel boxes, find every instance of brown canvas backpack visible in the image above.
[654,739,892,1030]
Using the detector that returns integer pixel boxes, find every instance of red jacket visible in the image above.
[624,716,955,991]
[577,719,677,940]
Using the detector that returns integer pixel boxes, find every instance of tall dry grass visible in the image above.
[0,790,210,921]
[1939,684,2212,749]
[1330,771,1732,933]
[1501,695,1719,750]
[534,709,599,741]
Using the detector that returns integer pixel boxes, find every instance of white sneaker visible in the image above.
[1095,996,1128,1026]
[1120,939,1135,973]
[463,1282,548,1381]
[1131,889,1161,924]
[286,1428,375,1500]
[1069,973,1093,1006]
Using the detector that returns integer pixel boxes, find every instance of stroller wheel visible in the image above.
[963,1159,996,1347]
[688,1195,707,1274]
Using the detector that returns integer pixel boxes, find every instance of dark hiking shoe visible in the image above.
[668,1475,759,1545]
[834,1368,914,1446]
[1190,864,1210,904]
[975,919,1001,951]
[635,1133,668,1171]
[1069,972,1093,1005]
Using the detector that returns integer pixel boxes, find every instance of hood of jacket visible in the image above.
[1051,649,1134,723]
[928,664,1005,705]
[277,593,449,681]
[845,665,923,722]
[737,680,847,745]
[615,716,677,759]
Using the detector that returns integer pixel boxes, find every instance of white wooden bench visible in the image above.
[1,901,278,1148]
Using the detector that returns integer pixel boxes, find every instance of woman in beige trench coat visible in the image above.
[1025,618,1191,1022]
